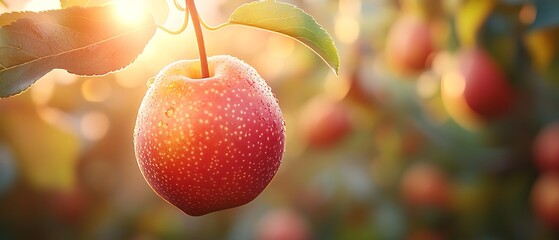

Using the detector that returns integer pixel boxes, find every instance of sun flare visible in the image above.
[114,0,145,25]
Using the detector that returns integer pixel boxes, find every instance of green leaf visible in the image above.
[0,0,7,8]
[228,0,340,75]
[0,5,156,98]
[530,0,559,30]
[0,106,80,191]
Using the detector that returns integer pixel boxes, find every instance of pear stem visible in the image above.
[186,0,209,78]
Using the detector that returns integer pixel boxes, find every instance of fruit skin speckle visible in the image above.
[134,55,286,216]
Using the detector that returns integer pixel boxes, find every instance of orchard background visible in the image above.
[1,0,559,239]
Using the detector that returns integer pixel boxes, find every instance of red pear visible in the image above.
[459,49,514,119]
[134,55,286,216]
[533,123,559,172]
[401,163,451,208]
[532,172,559,228]
[385,15,434,75]
[299,97,351,149]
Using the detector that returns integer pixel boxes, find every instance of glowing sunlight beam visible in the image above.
[114,0,146,25]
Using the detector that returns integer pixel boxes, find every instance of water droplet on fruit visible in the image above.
[246,78,255,87]
[147,77,155,88]
[167,82,176,89]
[158,120,168,129]
[165,107,175,118]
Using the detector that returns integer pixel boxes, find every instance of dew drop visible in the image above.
[158,121,168,129]
[166,82,177,90]
[146,77,155,88]
[165,107,175,118]
[246,78,255,87]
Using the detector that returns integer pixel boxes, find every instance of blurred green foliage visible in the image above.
[1,0,559,239]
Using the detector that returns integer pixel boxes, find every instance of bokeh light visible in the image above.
[81,78,112,102]
[80,110,110,141]
[114,0,146,25]
[442,71,465,98]
[334,15,360,45]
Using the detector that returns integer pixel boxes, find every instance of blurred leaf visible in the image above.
[544,57,559,83]
[400,0,442,19]
[480,13,518,72]
[524,28,559,70]
[0,0,6,8]
[530,0,559,30]
[456,0,496,47]
[0,107,80,191]
[60,0,110,8]
[0,5,156,98]
[446,18,461,51]
[228,0,340,75]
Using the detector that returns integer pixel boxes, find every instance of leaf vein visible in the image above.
[0,45,40,58]
[0,24,154,74]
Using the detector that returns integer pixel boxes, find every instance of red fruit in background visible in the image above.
[531,172,559,228]
[299,97,351,149]
[134,55,286,216]
[255,208,311,240]
[385,15,434,75]
[440,68,484,131]
[533,123,559,172]
[401,163,451,207]
[459,49,514,119]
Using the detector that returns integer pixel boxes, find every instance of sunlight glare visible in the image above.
[24,0,58,11]
[114,0,145,25]
[81,78,112,102]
